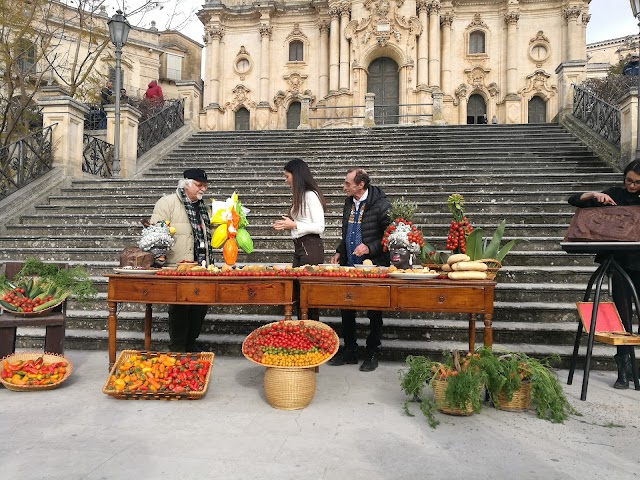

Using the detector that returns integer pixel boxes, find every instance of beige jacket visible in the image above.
[150,189,212,266]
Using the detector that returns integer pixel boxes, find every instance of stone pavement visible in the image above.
[1,350,638,480]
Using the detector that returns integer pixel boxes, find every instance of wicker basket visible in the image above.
[497,380,532,412]
[0,352,73,391]
[0,300,65,318]
[102,350,214,400]
[264,366,316,410]
[432,378,477,416]
[478,258,502,280]
[242,319,339,369]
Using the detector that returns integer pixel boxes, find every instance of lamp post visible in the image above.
[630,0,640,160]
[107,10,131,176]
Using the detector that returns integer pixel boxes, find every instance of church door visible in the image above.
[467,94,486,124]
[528,96,546,124]
[286,101,301,129]
[235,107,250,130]
[367,57,399,125]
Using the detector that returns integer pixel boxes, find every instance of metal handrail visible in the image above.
[137,99,185,158]
[572,84,621,146]
[0,125,54,200]
[83,134,114,177]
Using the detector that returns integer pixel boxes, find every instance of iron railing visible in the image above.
[572,84,621,146]
[82,134,114,177]
[0,125,54,200]
[309,102,434,125]
[137,98,184,158]
[84,103,105,131]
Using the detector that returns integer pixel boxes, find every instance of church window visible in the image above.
[289,40,303,62]
[469,31,485,54]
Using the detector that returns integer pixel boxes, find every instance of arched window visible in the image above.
[469,31,485,54]
[289,40,303,62]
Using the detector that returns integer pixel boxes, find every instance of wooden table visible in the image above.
[106,274,295,368]
[297,276,496,351]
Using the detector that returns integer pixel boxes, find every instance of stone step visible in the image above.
[11,323,617,370]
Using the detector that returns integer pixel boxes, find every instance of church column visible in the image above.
[339,4,351,91]
[416,0,429,88]
[563,6,582,61]
[440,13,453,94]
[329,6,340,93]
[427,0,441,88]
[258,23,272,105]
[206,26,224,107]
[318,20,330,98]
[504,11,520,98]
[580,12,590,61]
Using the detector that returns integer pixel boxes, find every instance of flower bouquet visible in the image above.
[138,220,175,267]
[210,192,253,265]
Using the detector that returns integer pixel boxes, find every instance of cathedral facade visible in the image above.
[197,0,590,130]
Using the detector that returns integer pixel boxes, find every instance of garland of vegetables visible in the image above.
[0,258,96,314]
[210,192,254,265]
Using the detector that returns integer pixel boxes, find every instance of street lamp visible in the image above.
[630,0,640,160]
[107,9,131,176]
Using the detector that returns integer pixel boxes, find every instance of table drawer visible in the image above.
[306,284,391,308]
[397,286,487,311]
[177,283,218,303]
[217,282,288,304]
[109,279,177,302]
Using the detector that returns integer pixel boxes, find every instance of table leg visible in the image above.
[144,304,152,351]
[300,307,308,320]
[284,304,293,321]
[468,314,476,352]
[108,301,117,369]
[483,313,493,348]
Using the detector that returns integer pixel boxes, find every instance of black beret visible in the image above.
[183,168,208,182]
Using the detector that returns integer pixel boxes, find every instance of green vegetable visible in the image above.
[465,220,525,262]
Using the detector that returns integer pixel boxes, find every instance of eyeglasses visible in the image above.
[624,177,640,187]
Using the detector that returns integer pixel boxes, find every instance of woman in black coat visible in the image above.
[568,159,640,388]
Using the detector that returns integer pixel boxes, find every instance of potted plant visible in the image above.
[400,351,485,428]
[478,348,577,423]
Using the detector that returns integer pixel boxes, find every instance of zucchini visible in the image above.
[33,297,64,312]
[0,299,19,311]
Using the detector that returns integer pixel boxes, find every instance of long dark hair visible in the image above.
[284,158,327,217]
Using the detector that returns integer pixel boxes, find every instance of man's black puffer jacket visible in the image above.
[336,184,391,266]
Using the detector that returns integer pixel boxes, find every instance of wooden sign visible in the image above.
[564,206,640,242]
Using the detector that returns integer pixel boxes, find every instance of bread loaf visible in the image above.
[448,271,488,280]
[451,261,489,272]
[447,254,471,265]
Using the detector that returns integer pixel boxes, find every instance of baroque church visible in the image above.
[196,0,591,130]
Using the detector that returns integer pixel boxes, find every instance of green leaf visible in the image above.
[495,239,525,263]
[465,228,483,261]
[482,219,506,259]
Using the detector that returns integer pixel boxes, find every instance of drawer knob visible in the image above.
[438,295,445,303]
[193,288,200,296]
[141,289,148,296]
[247,288,255,299]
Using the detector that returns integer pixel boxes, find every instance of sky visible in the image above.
[105,0,638,47]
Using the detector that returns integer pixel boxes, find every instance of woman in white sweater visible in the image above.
[273,158,327,319]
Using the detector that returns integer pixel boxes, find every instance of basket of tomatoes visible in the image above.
[0,352,72,391]
[102,350,214,400]
[242,320,339,410]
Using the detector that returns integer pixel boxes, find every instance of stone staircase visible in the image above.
[0,124,622,368]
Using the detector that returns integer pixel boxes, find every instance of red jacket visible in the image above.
[144,81,164,102]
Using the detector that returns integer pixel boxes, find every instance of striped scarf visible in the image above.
[178,188,215,265]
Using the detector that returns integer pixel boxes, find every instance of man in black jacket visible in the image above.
[329,168,391,371]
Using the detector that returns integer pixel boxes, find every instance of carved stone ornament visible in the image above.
[563,6,582,21]
[530,31,550,45]
[518,69,557,99]
[427,0,440,15]
[504,11,520,26]
[207,25,224,41]
[487,82,500,97]
[582,13,591,25]
[455,83,468,99]
[440,12,453,28]
[259,24,272,38]
[318,19,330,34]
[284,73,307,94]
[465,66,491,88]
[287,23,308,42]
[466,13,488,31]
[232,85,251,105]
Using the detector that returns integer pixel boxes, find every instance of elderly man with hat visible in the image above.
[623,54,640,76]
[150,168,215,352]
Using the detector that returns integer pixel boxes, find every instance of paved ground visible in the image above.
[1,350,639,480]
